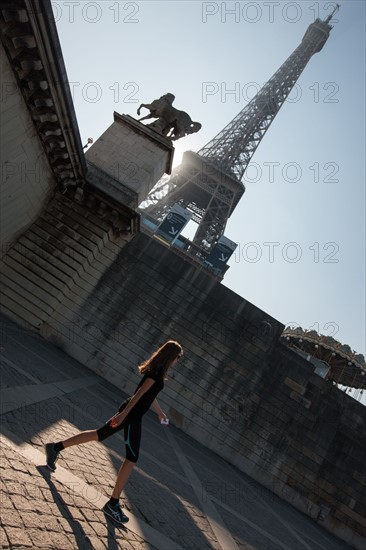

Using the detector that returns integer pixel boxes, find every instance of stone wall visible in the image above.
[1,223,365,549]
[0,42,55,257]
[0,192,134,332]
[40,232,365,550]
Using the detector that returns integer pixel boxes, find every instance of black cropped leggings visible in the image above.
[96,401,141,463]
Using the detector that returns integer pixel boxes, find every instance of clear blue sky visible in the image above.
[54,1,365,358]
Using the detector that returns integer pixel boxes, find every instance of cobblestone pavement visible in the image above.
[0,313,354,549]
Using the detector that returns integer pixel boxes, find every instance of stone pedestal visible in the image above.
[85,113,174,207]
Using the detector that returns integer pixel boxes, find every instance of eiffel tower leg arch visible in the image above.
[143,151,244,251]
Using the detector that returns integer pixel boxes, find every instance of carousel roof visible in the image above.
[281,327,366,389]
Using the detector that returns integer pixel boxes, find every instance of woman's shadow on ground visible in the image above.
[37,465,125,550]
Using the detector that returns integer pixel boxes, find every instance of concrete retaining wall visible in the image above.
[1,225,365,549]
[0,193,132,331]
[43,232,366,550]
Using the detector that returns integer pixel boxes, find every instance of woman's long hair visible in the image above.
[138,340,182,380]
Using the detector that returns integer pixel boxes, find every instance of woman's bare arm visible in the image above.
[109,378,155,427]
[151,398,163,415]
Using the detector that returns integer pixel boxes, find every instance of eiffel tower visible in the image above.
[141,5,339,255]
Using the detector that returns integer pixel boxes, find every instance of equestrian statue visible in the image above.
[137,93,201,141]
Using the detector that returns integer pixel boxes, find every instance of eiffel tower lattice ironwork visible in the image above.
[141,5,339,252]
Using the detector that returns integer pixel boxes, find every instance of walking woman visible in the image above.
[45,340,183,524]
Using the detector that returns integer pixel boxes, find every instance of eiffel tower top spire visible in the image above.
[197,5,340,182]
[325,3,340,24]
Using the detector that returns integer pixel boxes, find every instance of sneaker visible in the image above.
[45,443,60,471]
[103,501,129,524]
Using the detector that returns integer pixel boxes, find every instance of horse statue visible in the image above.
[137,93,201,141]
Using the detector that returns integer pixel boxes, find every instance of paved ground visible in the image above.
[0,313,355,549]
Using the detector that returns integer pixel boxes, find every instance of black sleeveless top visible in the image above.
[119,373,164,420]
